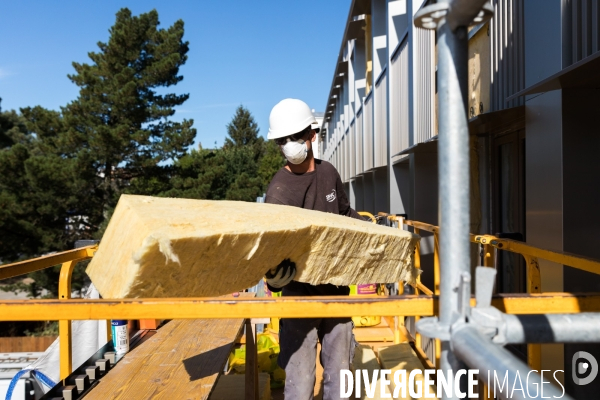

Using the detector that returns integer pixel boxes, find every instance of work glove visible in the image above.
[265,259,296,289]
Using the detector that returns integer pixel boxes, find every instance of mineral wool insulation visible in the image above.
[86,195,420,298]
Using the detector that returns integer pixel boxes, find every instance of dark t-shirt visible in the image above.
[265,159,364,296]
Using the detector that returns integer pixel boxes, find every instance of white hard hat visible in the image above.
[268,98,319,140]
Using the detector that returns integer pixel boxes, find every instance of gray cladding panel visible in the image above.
[351,176,365,212]
[374,166,389,213]
[390,161,410,216]
[411,152,438,226]
[563,0,600,67]
[561,87,600,400]
[524,0,563,87]
[525,90,563,252]
[525,90,564,298]
[490,0,525,111]
[562,87,600,290]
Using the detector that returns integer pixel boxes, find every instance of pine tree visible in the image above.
[223,105,262,149]
[0,105,95,297]
[223,146,263,201]
[162,147,228,200]
[0,105,36,259]
[0,99,28,149]
[222,106,266,201]
[164,106,283,202]
[62,8,196,227]
[0,107,87,255]
[1,8,196,300]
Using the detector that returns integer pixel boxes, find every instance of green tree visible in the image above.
[1,8,196,301]
[163,106,283,202]
[162,146,228,200]
[62,8,196,230]
[164,144,265,203]
[221,106,268,201]
[0,104,35,258]
[223,146,263,201]
[0,105,96,297]
[258,139,285,190]
[0,107,68,259]
[224,105,263,149]
[0,99,28,149]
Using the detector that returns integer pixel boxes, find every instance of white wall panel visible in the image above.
[414,27,435,143]
[349,122,356,179]
[364,95,374,171]
[374,72,388,168]
[390,40,409,156]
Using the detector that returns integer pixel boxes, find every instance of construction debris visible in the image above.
[86,195,419,298]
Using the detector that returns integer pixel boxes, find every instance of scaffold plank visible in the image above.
[84,317,244,400]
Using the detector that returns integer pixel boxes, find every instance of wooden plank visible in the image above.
[245,320,258,400]
[209,373,270,400]
[85,318,244,400]
[353,318,411,343]
[378,344,438,399]
[352,344,391,399]
[0,336,56,352]
[353,326,395,343]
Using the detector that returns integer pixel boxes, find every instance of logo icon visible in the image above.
[572,351,598,385]
[326,189,336,203]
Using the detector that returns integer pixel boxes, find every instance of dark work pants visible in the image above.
[278,317,356,400]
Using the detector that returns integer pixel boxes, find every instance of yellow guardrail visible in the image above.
[2,215,600,380]
[0,245,107,379]
[394,216,600,371]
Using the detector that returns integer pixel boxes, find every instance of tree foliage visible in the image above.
[166,105,283,202]
[224,106,262,149]
[1,8,197,301]
[63,8,196,226]
[0,11,285,310]
[0,106,79,260]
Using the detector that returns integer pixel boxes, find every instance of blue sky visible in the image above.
[0,0,349,149]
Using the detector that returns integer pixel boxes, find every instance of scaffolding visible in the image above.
[2,1,600,399]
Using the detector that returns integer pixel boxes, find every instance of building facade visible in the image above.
[319,0,600,397]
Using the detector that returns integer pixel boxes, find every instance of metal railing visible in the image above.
[0,245,108,380]
[392,216,600,374]
[411,0,597,398]
[1,217,600,394]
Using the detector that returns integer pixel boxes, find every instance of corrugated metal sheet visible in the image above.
[356,108,364,175]
[414,27,435,143]
[564,0,600,66]
[390,39,409,156]
[374,71,388,168]
[349,121,356,179]
[333,147,338,171]
[490,0,525,111]
[340,136,345,181]
[345,130,350,180]
[364,94,374,171]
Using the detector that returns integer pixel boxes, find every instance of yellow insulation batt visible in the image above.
[86,194,420,298]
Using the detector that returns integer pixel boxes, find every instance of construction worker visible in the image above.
[264,98,363,399]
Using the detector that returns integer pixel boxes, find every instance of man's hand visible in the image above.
[265,259,296,289]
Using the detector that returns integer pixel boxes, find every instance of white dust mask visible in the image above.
[281,139,308,164]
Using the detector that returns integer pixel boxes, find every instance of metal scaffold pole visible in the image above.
[436,1,471,389]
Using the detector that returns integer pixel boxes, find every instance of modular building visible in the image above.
[318,0,600,396]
